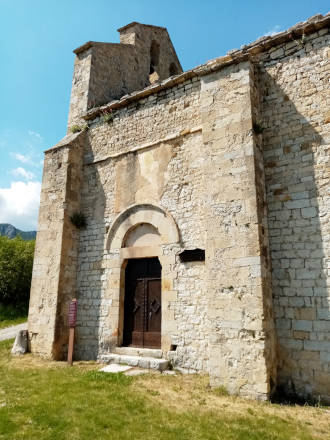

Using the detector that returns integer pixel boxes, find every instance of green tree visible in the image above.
[0,236,35,308]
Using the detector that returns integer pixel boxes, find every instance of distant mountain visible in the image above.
[0,224,36,240]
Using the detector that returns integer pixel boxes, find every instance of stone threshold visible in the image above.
[112,346,163,358]
[99,351,169,372]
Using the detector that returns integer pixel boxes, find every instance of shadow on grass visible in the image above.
[271,387,325,407]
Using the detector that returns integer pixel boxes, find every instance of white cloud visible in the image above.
[0,181,41,230]
[10,152,40,168]
[28,130,43,141]
[263,25,282,37]
[11,152,31,164]
[11,167,35,180]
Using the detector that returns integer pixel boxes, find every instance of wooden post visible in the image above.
[68,327,75,366]
[67,299,77,366]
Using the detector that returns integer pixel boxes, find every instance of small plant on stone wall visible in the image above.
[70,125,82,134]
[101,108,114,124]
[253,122,264,135]
[290,32,307,49]
[70,211,87,229]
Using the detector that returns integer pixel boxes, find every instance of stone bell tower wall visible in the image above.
[67,23,182,128]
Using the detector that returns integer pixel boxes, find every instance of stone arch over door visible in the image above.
[106,203,180,251]
[103,204,180,353]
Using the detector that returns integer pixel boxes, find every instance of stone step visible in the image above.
[99,353,169,372]
[112,347,163,359]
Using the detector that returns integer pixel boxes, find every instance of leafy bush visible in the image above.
[0,303,27,328]
[0,236,35,308]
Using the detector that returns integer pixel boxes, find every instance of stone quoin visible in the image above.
[28,16,330,402]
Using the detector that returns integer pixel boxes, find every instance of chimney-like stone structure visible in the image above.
[67,22,182,128]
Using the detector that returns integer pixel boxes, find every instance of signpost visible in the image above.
[67,299,77,366]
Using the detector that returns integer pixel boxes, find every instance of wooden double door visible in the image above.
[123,258,161,349]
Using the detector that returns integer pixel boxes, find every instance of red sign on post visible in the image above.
[68,299,77,327]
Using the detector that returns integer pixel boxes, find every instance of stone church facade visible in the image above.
[28,15,330,402]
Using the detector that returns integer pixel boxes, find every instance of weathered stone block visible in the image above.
[292,320,313,332]
[11,330,28,356]
[294,308,316,320]
[301,207,317,218]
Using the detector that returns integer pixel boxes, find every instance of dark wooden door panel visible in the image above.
[130,279,144,347]
[131,331,144,347]
[146,279,161,333]
[144,278,161,348]
[143,332,161,348]
[123,277,144,346]
[123,258,161,349]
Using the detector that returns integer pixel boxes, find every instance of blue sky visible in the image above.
[0,0,329,230]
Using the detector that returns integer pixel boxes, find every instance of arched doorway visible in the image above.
[105,203,180,351]
[123,257,162,348]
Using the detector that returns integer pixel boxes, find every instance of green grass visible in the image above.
[0,304,27,329]
[0,339,329,440]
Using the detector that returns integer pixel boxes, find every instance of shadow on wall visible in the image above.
[74,134,106,361]
[260,63,329,402]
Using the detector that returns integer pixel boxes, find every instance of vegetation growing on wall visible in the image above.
[70,125,82,133]
[101,108,114,124]
[70,212,87,229]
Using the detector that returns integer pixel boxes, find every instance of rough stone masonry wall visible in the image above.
[84,79,201,162]
[201,61,276,399]
[74,77,210,367]
[118,23,182,83]
[28,133,84,359]
[260,28,330,402]
[69,60,277,395]
[28,145,68,357]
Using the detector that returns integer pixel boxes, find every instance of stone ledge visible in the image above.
[117,21,167,33]
[73,41,133,55]
[44,131,85,153]
[85,126,202,166]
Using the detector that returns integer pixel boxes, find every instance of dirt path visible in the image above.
[0,323,27,341]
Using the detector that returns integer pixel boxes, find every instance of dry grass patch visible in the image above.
[9,352,100,371]
[134,373,330,438]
